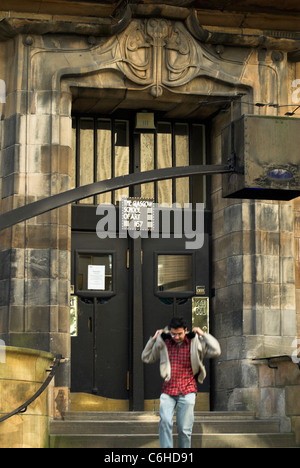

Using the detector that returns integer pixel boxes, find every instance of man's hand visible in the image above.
[193,327,204,336]
[153,329,163,341]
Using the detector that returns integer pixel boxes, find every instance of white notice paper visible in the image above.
[88,265,105,290]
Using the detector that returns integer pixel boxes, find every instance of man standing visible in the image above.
[141,316,221,448]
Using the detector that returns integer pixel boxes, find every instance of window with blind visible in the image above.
[71,116,206,207]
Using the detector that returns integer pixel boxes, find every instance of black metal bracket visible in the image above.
[252,355,300,370]
[0,164,233,231]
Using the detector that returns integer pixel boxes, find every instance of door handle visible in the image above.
[88,317,93,332]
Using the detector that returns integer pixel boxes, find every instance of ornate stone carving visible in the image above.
[117,18,202,97]
[42,17,242,95]
[114,18,239,97]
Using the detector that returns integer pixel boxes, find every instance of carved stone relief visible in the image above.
[115,18,241,97]
[117,19,201,97]
[36,17,244,96]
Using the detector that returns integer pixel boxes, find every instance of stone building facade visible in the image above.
[0,0,300,446]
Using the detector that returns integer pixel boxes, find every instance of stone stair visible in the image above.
[49,411,298,448]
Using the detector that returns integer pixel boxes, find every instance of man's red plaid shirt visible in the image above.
[161,336,197,396]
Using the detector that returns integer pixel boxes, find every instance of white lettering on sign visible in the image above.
[121,197,155,232]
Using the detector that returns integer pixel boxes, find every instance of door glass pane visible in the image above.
[71,116,206,209]
[114,120,129,203]
[140,132,155,199]
[157,254,193,292]
[157,122,172,206]
[191,124,206,206]
[77,253,113,292]
[175,123,189,207]
[79,118,94,204]
[97,119,112,205]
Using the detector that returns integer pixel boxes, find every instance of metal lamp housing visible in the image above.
[222,115,300,201]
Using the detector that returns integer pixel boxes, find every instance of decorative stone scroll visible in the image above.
[33,17,243,95]
[117,18,201,97]
[115,18,237,97]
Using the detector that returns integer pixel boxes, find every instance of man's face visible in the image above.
[170,327,187,344]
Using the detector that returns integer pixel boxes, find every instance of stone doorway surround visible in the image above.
[0,9,298,432]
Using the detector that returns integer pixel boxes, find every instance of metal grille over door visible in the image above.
[71,116,206,207]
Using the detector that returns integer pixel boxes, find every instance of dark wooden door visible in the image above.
[71,232,129,400]
[142,235,210,402]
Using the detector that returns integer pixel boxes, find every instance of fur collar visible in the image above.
[161,330,195,341]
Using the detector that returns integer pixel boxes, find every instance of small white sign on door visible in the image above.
[88,265,105,290]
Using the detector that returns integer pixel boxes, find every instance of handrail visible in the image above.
[0,354,62,423]
[252,355,300,370]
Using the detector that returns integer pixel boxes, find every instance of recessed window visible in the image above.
[72,118,129,205]
[157,254,193,294]
[76,253,113,294]
[71,115,206,208]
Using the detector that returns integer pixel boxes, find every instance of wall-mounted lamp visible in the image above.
[135,111,156,133]
[222,115,300,201]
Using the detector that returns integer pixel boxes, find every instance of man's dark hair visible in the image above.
[169,316,187,330]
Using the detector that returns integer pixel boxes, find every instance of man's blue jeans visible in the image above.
[159,392,196,448]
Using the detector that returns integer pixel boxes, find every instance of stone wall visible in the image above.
[255,359,300,442]
[0,36,72,391]
[0,346,54,448]
[294,197,300,340]
[210,104,299,429]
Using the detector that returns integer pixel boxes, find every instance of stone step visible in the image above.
[49,411,298,448]
[50,418,280,435]
[49,432,297,449]
[61,410,255,421]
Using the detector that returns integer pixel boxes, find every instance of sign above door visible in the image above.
[121,197,155,232]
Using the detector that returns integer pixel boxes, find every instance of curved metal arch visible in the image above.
[0,165,231,231]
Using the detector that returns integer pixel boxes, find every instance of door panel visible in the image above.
[70,113,210,409]
[142,235,210,402]
[71,232,129,400]
[71,297,93,394]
